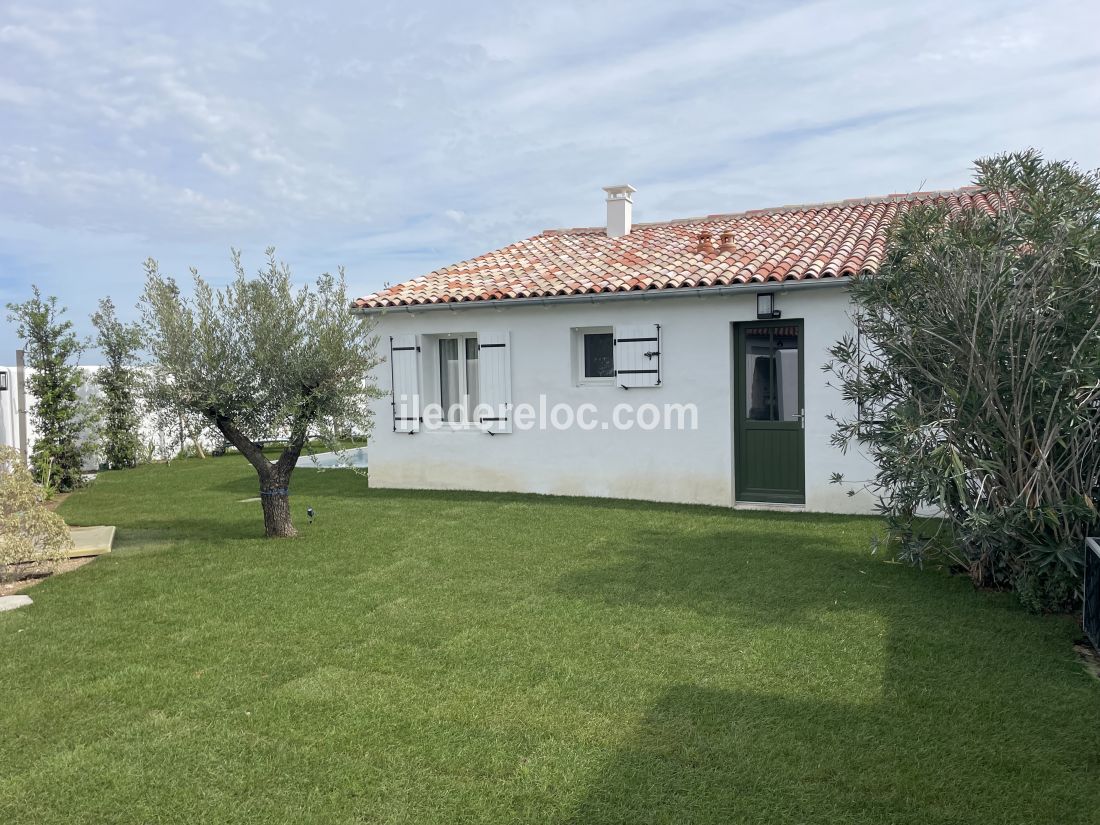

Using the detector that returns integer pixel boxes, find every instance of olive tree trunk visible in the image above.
[258,465,296,538]
[214,415,301,538]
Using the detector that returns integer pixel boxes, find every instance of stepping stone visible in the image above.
[69,526,116,557]
[0,595,33,612]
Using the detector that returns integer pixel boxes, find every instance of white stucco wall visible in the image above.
[0,364,199,467]
[0,365,18,454]
[362,283,878,514]
[0,364,104,468]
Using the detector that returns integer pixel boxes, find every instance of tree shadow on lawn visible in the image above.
[106,519,263,547]
[558,682,1096,825]
[338,485,885,524]
[212,467,372,500]
[554,526,1100,824]
[212,475,649,508]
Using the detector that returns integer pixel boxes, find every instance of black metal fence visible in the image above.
[1086,538,1100,651]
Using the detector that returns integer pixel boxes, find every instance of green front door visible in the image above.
[734,320,805,504]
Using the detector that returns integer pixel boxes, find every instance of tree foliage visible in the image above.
[139,248,383,537]
[6,287,94,491]
[0,446,72,581]
[826,151,1100,612]
[91,297,144,469]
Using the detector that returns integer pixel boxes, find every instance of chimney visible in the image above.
[602,184,636,238]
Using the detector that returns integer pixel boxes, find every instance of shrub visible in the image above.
[826,150,1100,612]
[91,297,143,469]
[6,287,94,490]
[0,447,73,582]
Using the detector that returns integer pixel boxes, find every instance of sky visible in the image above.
[1,0,1098,359]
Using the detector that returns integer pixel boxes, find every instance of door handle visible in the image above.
[796,409,805,429]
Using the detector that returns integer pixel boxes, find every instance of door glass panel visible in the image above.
[744,325,800,421]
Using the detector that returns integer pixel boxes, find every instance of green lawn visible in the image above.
[1,455,1098,824]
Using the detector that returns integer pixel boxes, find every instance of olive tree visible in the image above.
[140,248,382,537]
[826,151,1100,612]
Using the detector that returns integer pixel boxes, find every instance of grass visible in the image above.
[1,455,1098,824]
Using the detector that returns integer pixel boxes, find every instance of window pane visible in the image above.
[745,326,800,421]
[584,333,615,378]
[465,337,479,414]
[439,338,460,422]
[776,344,800,420]
[745,327,776,421]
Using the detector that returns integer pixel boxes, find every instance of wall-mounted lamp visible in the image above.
[757,293,781,320]
[0,371,7,392]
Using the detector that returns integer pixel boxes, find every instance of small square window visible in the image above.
[584,333,614,378]
[574,327,615,385]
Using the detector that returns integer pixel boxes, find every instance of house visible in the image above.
[351,185,1002,513]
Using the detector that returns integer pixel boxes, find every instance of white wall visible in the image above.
[0,364,199,468]
[0,365,19,455]
[363,285,877,514]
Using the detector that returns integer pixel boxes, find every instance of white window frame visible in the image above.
[573,326,615,387]
[430,332,480,429]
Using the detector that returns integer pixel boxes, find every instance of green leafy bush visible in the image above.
[826,150,1100,612]
[0,447,72,581]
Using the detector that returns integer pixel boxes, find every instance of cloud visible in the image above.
[198,152,241,177]
[0,22,61,57]
[0,78,42,105]
[0,0,1098,354]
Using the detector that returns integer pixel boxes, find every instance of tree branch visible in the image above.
[212,412,271,473]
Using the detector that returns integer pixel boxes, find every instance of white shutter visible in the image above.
[477,331,512,434]
[389,334,421,433]
[614,324,662,388]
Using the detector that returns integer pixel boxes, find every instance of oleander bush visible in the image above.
[827,150,1100,612]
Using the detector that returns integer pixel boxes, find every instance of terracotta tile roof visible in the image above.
[352,186,1004,309]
